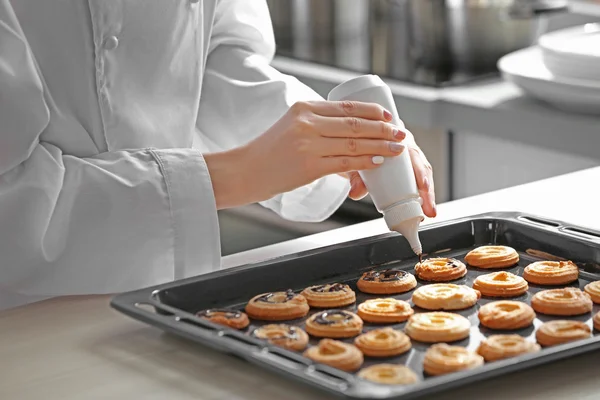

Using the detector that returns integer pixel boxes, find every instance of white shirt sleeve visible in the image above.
[0,1,220,299]
[197,0,350,223]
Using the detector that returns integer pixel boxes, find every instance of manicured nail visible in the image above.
[423,176,430,191]
[393,129,405,140]
[383,110,393,121]
[389,142,405,153]
[372,156,385,165]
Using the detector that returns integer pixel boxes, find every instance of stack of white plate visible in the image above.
[498,23,600,115]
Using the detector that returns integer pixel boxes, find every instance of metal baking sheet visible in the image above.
[110,212,600,399]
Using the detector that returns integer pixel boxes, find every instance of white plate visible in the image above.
[498,46,600,115]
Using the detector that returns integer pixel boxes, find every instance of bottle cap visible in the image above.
[384,200,425,255]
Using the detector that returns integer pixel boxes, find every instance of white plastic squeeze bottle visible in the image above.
[328,75,425,255]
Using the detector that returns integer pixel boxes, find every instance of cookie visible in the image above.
[414,258,467,282]
[464,246,519,269]
[478,300,536,330]
[252,324,309,351]
[411,283,480,310]
[536,320,591,347]
[357,364,418,385]
[245,290,309,321]
[531,288,593,316]
[523,260,579,285]
[477,334,540,362]
[584,280,600,304]
[594,311,600,331]
[405,312,471,343]
[301,283,356,308]
[357,298,414,324]
[472,271,528,298]
[354,327,412,357]
[423,344,484,376]
[305,310,363,338]
[357,269,417,294]
[303,339,364,372]
[196,309,250,330]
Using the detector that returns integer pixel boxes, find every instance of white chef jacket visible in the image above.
[0,0,350,310]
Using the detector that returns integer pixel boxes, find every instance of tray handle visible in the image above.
[518,214,600,244]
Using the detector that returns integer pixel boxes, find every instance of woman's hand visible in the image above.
[206,100,407,209]
[344,130,437,218]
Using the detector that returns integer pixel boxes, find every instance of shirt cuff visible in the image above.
[150,148,221,278]
[260,174,350,223]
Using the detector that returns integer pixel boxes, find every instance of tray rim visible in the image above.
[110,211,600,399]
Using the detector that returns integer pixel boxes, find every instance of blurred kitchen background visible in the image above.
[219,0,600,255]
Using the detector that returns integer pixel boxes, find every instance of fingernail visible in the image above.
[372,156,385,165]
[389,142,405,153]
[383,110,393,121]
[393,129,405,140]
[423,176,430,190]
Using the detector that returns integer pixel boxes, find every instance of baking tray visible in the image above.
[110,212,600,399]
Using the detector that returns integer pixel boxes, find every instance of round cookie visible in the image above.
[594,311,600,331]
[531,288,593,316]
[196,309,250,330]
[584,280,600,304]
[478,300,536,330]
[464,246,519,269]
[405,312,471,343]
[423,344,484,376]
[305,310,363,338]
[354,327,412,357]
[414,258,467,282]
[252,324,309,351]
[536,320,591,347]
[303,339,364,372]
[523,260,579,285]
[411,283,480,310]
[301,283,356,308]
[358,364,418,385]
[477,334,540,362]
[245,290,309,321]
[357,269,417,294]
[472,271,528,298]
[357,298,414,324]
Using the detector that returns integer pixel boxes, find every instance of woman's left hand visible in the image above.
[343,130,437,218]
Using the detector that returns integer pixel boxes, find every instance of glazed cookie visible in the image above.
[472,271,528,298]
[414,258,467,282]
[305,310,363,338]
[477,334,540,362]
[245,290,309,321]
[252,324,309,351]
[405,312,471,343]
[357,298,414,324]
[358,364,418,385]
[594,311,600,331]
[584,280,600,304]
[196,309,250,330]
[301,283,356,308]
[536,320,591,347]
[464,246,519,269]
[411,283,480,310]
[423,344,484,376]
[478,300,536,330]
[531,288,593,316]
[357,269,417,294]
[354,327,412,357]
[303,339,364,372]
[523,260,579,285]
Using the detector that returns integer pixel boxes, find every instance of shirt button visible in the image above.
[103,36,119,50]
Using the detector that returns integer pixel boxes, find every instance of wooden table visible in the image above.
[2,167,600,400]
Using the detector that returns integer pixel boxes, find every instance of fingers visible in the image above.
[348,171,368,200]
[316,137,405,157]
[409,147,437,218]
[311,115,406,141]
[319,155,385,176]
[301,100,393,121]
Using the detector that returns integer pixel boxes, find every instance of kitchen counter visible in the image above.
[2,167,600,400]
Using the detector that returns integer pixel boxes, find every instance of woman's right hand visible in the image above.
[205,100,407,209]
